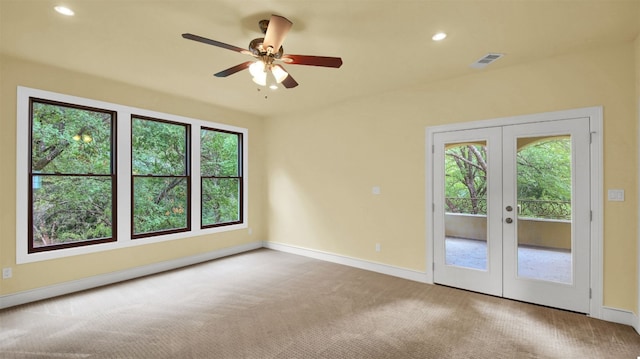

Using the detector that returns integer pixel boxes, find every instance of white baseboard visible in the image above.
[600,306,639,332]
[263,241,429,284]
[0,241,262,309]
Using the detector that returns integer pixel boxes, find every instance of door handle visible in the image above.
[505,218,513,224]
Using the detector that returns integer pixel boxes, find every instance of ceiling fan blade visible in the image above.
[214,61,253,77]
[182,33,249,54]
[281,73,299,89]
[281,54,343,68]
[262,15,293,53]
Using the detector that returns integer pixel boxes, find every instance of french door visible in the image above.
[432,118,591,313]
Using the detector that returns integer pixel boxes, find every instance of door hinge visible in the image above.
[590,210,593,221]
[432,144,435,153]
[590,131,596,144]
[589,288,592,299]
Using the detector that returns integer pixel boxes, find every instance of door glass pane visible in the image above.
[444,142,488,270]
[516,136,572,284]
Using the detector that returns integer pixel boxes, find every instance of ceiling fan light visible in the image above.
[248,61,266,78]
[252,73,267,86]
[271,65,289,83]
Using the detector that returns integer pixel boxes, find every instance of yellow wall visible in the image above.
[265,42,639,312]
[0,55,266,295]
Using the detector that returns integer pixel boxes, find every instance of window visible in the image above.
[200,128,243,227]
[17,87,248,264]
[131,116,191,238]
[29,98,116,253]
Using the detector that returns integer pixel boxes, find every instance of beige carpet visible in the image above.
[1,248,639,358]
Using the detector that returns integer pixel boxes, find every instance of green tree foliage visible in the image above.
[516,138,571,219]
[132,118,188,235]
[201,129,241,226]
[445,144,487,214]
[31,101,113,247]
[516,139,571,201]
[444,138,571,219]
[30,102,244,249]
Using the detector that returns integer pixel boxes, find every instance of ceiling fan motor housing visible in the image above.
[258,19,270,34]
[249,37,284,59]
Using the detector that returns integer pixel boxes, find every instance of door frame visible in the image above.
[425,106,603,319]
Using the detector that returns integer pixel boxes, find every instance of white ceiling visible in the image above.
[1,1,638,117]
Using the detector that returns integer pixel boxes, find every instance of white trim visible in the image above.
[637,94,640,333]
[589,108,604,319]
[601,307,639,329]
[264,241,429,284]
[425,128,435,284]
[16,86,249,264]
[426,107,602,133]
[0,241,262,309]
[425,107,604,319]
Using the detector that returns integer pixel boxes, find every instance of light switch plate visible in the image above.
[607,189,624,201]
[2,267,12,279]
[372,186,381,195]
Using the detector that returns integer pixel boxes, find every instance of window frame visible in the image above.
[200,127,243,229]
[131,115,192,239]
[28,97,118,253]
[16,86,249,264]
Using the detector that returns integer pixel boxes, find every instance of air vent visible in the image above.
[470,53,504,69]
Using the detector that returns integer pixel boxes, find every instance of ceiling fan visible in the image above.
[182,14,343,89]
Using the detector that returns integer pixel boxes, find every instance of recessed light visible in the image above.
[54,6,75,16]
[432,32,447,41]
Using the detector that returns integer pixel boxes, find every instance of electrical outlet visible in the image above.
[375,243,381,252]
[248,228,253,235]
[2,267,12,279]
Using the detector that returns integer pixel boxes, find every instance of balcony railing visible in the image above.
[445,197,571,220]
